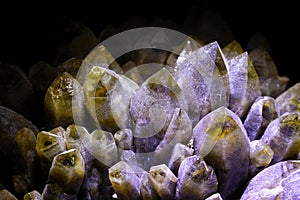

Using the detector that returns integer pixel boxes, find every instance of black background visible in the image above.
[1,1,299,88]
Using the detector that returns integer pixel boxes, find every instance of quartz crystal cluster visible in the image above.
[1,20,299,200]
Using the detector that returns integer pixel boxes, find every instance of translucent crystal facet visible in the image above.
[174,41,230,126]
[261,112,300,164]
[244,96,279,141]
[227,52,261,118]
[176,155,218,200]
[276,82,300,115]
[193,106,250,199]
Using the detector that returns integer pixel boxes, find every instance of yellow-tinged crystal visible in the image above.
[48,149,85,194]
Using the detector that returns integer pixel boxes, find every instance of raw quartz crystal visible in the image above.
[89,129,118,167]
[44,72,83,128]
[140,172,160,200]
[167,143,193,175]
[193,106,250,199]
[241,160,300,200]
[249,47,289,97]
[154,108,192,167]
[276,82,300,115]
[130,68,181,154]
[166,38,202,69]
[176,155,218,200]
[261,112,300,164]
[47,149,85,195]
[243,96,279,141]
[108,161,141,200]
[174,41,230,126]
[83,66,138,132]
[56,57,83,78]
[226,52,261,118]
[249,140,274,177]
[205,193,223,200]
[148,164,177,200]
[221,40,243,60]
[23,190,42,200]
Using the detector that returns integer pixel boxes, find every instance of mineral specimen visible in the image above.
[261,112,300,164]
[167,143,193,175]
[193,106,250,199]
[114,129,133,150]
[140,172,159,200]
[47,149,85,194]
[227,52,261,118]
[241,160,300,199]
[35,131,66,177]
[243,96,279,141]
[83,66,138,132]
[205,193,223,200]
[249,140,274,177]
[176,155,218,200]
[174,41,230,126]
[130,68,180,154]
[221,40,243,60]
[276,82,300,115]
[44,72,83,128]
[148,164,177,200]
[109,161,141,200]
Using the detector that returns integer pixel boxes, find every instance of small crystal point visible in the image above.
[109,161,141,200]
[176,155,218,200]
[244,96,279,141]
[149,164,177,200]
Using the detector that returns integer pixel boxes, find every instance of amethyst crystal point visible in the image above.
[130,68,180,153]
[261,112,300,164]
[276,82,300,115]
[109,161,141,200]
[48,149,85,194]
[249,140,274,177]
[176,155,218,200]
[244,96,279,141]
[156,108,192,152]
[44,72,83,128]
[193,106,250,199]
[140,172,160,200]
[174,41,230,126]
[241,160,300,200]
[90,129,118,167]
[166,39,202,69]
[227,52,261,118]
[148,164,177,200]
[168,143,193,175]
[249,47,289,97]
[83,66,138,132]
[221,40,243,60]
[114,129,133,150]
